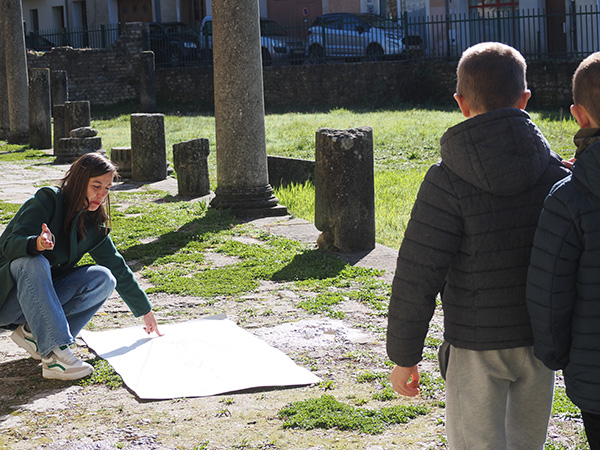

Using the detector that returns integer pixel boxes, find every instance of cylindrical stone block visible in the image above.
[4,0,29,144]
[173,138,210,196]
[130,113,167,182]
[51,70,68,115]
[111,147,132,179]
[140,51,157,113]
[315,127,375,252]
[28,68,52,149]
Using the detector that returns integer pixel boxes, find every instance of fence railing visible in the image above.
[403,5,600,60]
[27,7,600,66]
[26,23,121,51]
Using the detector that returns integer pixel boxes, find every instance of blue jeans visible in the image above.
[0,255,116,357]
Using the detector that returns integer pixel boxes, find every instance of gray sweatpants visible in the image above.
[444,345,554,450]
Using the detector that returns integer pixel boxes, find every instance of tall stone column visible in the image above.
[4,0,29,144]
[209,0,286,217]
[0,18,9,141]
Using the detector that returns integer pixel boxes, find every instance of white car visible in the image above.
[306,13,423,63]
[199,16,305,65]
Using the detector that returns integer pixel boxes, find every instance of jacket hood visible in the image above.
[440,108,550,196]
[573,140,600,199]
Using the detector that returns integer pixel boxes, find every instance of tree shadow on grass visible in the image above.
[118,207,237,267]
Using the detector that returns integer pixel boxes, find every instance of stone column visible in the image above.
[314,127,376,252]
[51,70,68,115]
[209,0,286,217]
[140,51,157,113]
[130,113,167,181]
[173,138,211,196]
[28,68,52,149]
[4,0,29,144]
[0,20,9,141]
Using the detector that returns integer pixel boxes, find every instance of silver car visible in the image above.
[199,16,305,65]
[306,13,423,63]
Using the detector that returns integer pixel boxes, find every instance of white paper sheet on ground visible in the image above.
[80,315,320,400]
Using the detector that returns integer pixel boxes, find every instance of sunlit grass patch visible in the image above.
[78,359,123,390]
[278,394,428,434]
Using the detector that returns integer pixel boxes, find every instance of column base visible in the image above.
[210,184,288,218]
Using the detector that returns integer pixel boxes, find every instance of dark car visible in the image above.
[148,22,201,67]
[306,12,423,63]
[199,16,305,65]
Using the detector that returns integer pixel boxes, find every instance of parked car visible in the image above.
[148,22,201,67]
[199,16,305,65]
[306,12,423,63]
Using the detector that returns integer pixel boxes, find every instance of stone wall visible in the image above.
[26,23,146,107]
[26,23,581,111]
[157,58,580,112]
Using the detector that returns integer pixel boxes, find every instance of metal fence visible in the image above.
[25,24,121,51]
[403,5,600,60]
[27,7,600,65]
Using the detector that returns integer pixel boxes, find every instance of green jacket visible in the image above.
[0,186,151,317]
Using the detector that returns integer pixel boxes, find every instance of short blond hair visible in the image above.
[456,42,527,113]
[573,52,600,125]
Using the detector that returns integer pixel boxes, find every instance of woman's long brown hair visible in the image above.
[59,153,118,239]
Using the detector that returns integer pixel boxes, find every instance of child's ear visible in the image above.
[517,90,531,110]
[571,104,593,128]
[454,93,471,118]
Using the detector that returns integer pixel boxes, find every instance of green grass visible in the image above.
[278,394,428,434]
[88,107,580,250]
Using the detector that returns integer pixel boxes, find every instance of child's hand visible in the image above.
[562,157,576,169]
[390,364,420,397]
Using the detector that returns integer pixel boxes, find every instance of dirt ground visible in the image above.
[0,157,585,450]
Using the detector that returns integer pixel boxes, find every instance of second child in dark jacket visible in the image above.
[527,51,600,450]
[387,42,570,449]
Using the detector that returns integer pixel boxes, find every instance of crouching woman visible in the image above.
[0,152,161,380]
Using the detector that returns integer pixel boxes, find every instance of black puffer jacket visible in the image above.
[387,108,570,367]
[527,136,600,414]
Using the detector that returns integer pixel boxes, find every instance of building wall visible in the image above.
[23,0,67,32]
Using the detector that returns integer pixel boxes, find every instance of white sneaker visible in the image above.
[11,324,41,360]
[42,346,94,380]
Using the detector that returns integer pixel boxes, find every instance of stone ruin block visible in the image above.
[130,113,167,182]
[173,138,210,196]
[314,127,375,252]
[56,135,104,164]
[111,147,132,179]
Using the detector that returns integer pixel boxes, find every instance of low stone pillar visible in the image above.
[130,113,167,181]
[64,100,90,134]
[314,127,375,252]
[28,68,52,149]
[111,147,132,179]
[173,138,210,196]
[52,104,66,155]
[140,51,156,113]
[50,70,68,115]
